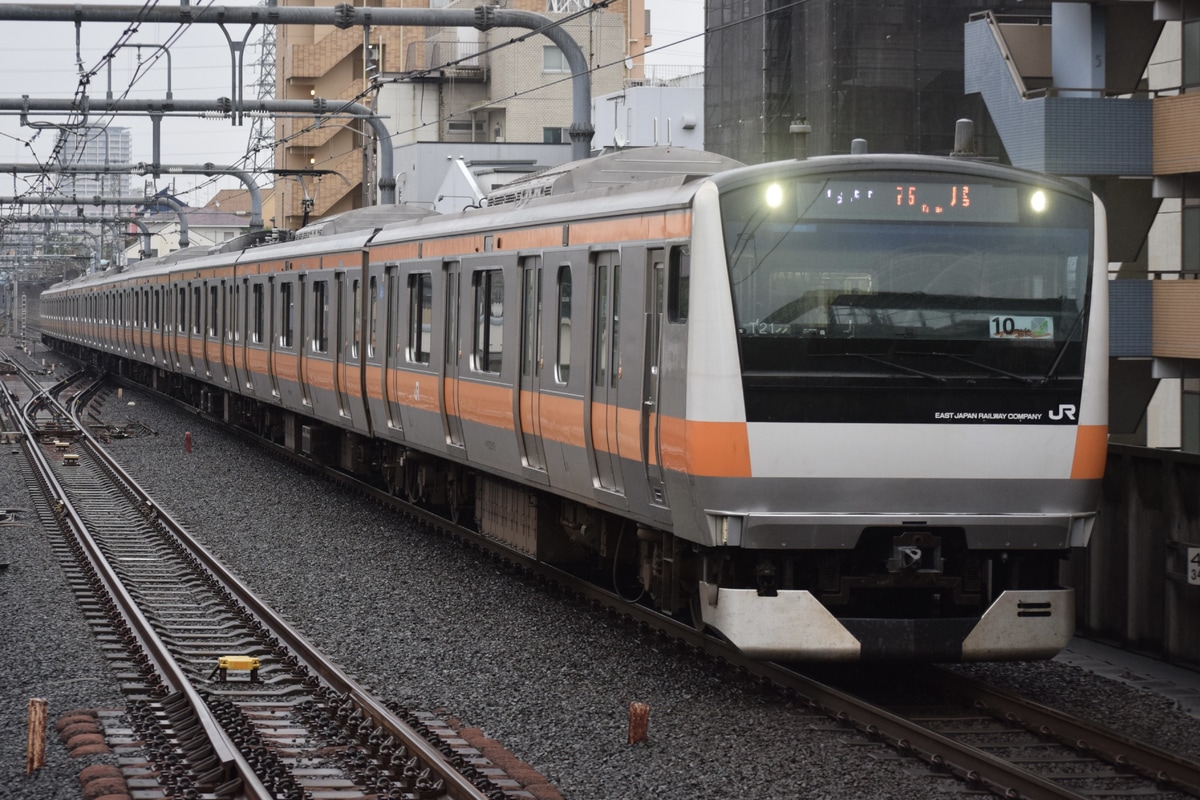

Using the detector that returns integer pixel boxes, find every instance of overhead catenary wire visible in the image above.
[2,0,735,222]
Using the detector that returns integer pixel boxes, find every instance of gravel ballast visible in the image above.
[5,360,1200,799]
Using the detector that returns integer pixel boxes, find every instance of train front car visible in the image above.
[675,155,1107,661]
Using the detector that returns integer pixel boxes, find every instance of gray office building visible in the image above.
[55,125,133,199]
[703,0,1037,164]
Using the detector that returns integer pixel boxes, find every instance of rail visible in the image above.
[5,361,272,799]
[57,376,495,800]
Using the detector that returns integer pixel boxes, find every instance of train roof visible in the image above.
[707,152,1096,201]
[292,204,438,239]
[483,146,744,208]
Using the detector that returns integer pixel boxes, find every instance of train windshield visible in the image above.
[719,171,1094,380]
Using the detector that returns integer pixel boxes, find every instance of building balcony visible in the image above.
[1154,93,1200,175]
[404,39,487,80]
[964,12,1152,176]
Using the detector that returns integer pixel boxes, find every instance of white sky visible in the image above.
[644,0,704,67]
[0,0,703,207]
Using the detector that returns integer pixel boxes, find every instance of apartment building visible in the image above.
[276,0,650,229]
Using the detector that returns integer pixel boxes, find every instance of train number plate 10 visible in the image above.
[989,315,1054,340]
[1190,547,1200,586]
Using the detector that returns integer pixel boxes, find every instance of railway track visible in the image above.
[2,356,514,800]
[88,375,1200,800]
[795,663,1200,800]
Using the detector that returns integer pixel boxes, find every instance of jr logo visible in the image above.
[1049,404,1077,421]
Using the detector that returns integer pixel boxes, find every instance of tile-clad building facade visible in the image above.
[703,0,1024,164]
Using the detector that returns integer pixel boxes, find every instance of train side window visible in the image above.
[252,283,265,343]
[280,281,295,348]
[368,275,379,358]
[668,245,690,323]
[407,272,432,364]
[313,280,328,353]
[227,284,235,341]
[473,269,504,374]
[521,259,542,379]
[351,278,361,359]
[556,266,571,384]
[209,285,219,337]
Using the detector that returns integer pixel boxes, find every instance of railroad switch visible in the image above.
[208,655,261,683]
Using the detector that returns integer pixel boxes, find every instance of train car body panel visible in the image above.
[40,147,1107,662]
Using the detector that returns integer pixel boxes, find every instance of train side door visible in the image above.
[590,250,623,494]
[151,286,162,366]
[228,280,241,388]
[440,260,465,448]
[333,272,349,418]
[299,274,313,407]
[382,266,402,431]
[268,277,281,397]
[642,249,668,507]
[518,256,546,472]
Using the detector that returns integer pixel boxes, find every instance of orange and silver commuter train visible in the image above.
[41,147,1108,661]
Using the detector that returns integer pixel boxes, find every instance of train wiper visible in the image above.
[925,352,1038,385]
[1041,311,1086,384]
[855,354,947,383]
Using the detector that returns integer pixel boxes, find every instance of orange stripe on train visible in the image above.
[660,417,752,478]
[1070,424,1108,480]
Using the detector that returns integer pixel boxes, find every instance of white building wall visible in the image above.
[57,126,133,199]
[1142,20,1183,448]
[591,86,704,151]
[485,14,628,143]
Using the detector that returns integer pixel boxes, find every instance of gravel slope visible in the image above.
[5,361,1200,800]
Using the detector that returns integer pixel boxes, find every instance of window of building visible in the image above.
[543,127,569,144]
[1186,0,1200,90]
[447,118,486,137]
[543,45,568,72]
[1183,175,1200,272]
[1185,379,1200,453]
[473,269,504,373]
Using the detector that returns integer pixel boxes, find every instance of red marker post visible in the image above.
[184,431,193,454]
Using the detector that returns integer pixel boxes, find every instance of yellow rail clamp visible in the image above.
[53,440,69,450]
[208,655,262,683]
[62,454,79,466]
